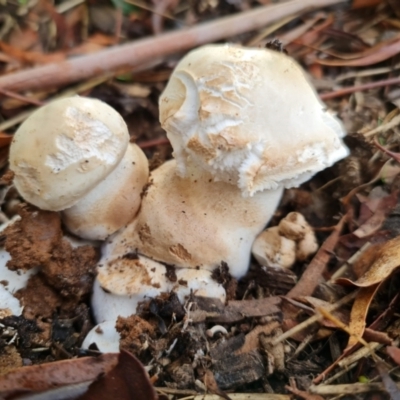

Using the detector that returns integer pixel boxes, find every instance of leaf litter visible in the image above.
[2,0,400,399]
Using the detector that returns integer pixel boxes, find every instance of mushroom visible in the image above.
[90,44,348,327]
[160,44,348,196]
[252,212,318,268]
[100,44,348,278]
[278,212,318,261]
[9,96,149,240]
[251,226,296,269]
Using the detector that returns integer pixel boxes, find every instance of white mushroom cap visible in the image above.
[81,321,120,353]
[93,255,169,323]
[102,159,283,279]
[160,44,349,196]
[278,212,309,241]
[10,96,130,211]
[62,143,149,240]
[92,254,226,324]
[252,226,296,269]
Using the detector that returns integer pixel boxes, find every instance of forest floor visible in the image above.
[0,0,400,399]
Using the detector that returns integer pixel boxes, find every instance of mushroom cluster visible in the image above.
[93,44,349,325]
[7,44,349,350]
[9,96,149,240]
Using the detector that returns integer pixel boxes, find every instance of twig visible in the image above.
[0,74,111,131]
[136,137,170,149]
[154,388,291,399]
[0,89,44,106]
[319,76,400,100]
[0,0,346,93]
[309,382,400,395]
[272,290,358,346]
[286,213,347,299]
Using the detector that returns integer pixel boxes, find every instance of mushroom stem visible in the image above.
[62,143,149,240]
[102,159,283,279]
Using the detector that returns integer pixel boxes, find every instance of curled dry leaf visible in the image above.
[345,284,380,350]
[337,235,400,287]
[352,192,398,239]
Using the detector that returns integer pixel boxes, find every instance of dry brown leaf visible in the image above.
[352,191,398,238]
[0,42,66,65]
[345,284,380,349]
[78,350,158,400]
[0,354,118,397]
[363,328,392,345]
[337,235,400,287]
[203,370,232,400]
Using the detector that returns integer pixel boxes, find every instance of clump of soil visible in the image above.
[0,204,100,364]
[4,205,62,271]
[117,315,157,353]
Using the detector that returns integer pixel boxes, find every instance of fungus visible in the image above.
[252,212,318,268]
[92,254,225,324]
[99,44,348,278]
[9,96,149,240]
[90,44,348,330]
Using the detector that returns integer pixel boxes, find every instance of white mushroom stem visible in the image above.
[9,96,149,240]
[81,321,120,353]
[92,254,226,324]
[101,159,283,279]
[62,143,148,239]
[0,286,23,318]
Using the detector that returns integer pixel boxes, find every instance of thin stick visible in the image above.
[0,0,346,93]
[319,76,400,100]
[309,382,400,395]
[272,290,358,346]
